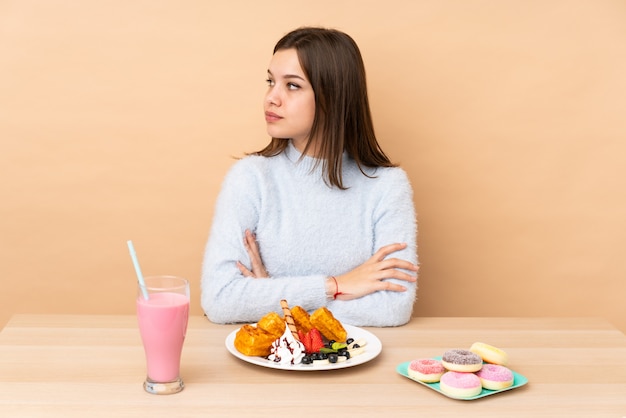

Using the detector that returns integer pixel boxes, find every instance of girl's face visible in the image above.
[264,48,317,153]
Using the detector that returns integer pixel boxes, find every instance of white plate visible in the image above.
[225,324,382,371]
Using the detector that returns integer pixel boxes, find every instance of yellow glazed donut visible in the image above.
[470,342,508,366]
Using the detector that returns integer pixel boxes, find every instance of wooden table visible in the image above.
[1,315,625,417]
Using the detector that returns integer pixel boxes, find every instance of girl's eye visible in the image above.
[287,82,300,90]
[266,78,275,87]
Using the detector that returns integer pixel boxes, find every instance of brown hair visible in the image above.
[253,27,396,189]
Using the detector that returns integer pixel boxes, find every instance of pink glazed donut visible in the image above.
[439,371,482,399]
[476,364,514,390]
[408,358,445,383]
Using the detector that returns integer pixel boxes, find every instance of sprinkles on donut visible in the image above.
[476,364,514,390]
[407,358,445,383]
[439,371,482,399]
[441,349,483,373]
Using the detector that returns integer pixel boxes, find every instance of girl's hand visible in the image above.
[237,229,269,278]
[331,243,418,300]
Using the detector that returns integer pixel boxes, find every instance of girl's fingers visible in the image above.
[242,229,269,278]
[373,242,407,260]
[237,261,254,277]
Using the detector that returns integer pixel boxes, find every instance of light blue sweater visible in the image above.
[201,141,417,326]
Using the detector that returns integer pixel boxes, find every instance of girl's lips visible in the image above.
[265,111,282,122]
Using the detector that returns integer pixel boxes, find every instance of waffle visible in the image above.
[291,305,314,334]
[233,312,285,357]
[310,307,347,342]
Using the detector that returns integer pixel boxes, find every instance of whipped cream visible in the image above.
[267,323,306,365]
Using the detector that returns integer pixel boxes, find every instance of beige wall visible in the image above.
[2,1,625,332]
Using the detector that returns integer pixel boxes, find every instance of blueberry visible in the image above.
[328,353,338,363]
[346,338,354,345]
[301,356,312,364]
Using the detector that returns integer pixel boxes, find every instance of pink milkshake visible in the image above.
[136,276,189,394]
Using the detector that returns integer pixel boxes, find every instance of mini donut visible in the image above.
[476,364,514,390]
[470,342,509,366]
[439,371,482,399]
[407,358,445,383]
[441,349,483,372]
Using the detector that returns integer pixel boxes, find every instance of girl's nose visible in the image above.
[265,89,281,107]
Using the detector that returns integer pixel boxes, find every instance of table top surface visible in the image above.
[1,314,625,417]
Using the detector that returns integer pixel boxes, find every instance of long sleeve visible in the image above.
[201,143,417,326]
[325,168,418,326]
[200,156,328,324]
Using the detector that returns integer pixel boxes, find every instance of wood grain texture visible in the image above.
[1,315,625,417]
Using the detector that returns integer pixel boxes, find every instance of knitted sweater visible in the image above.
[201,141,417,327]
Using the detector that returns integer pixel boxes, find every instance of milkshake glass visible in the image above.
[136,275,189,394]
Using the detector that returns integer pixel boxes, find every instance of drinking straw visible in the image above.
[127,240,149,300]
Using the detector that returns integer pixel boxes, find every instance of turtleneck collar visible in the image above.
[282,139,356,180]
[283,140,320,171]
